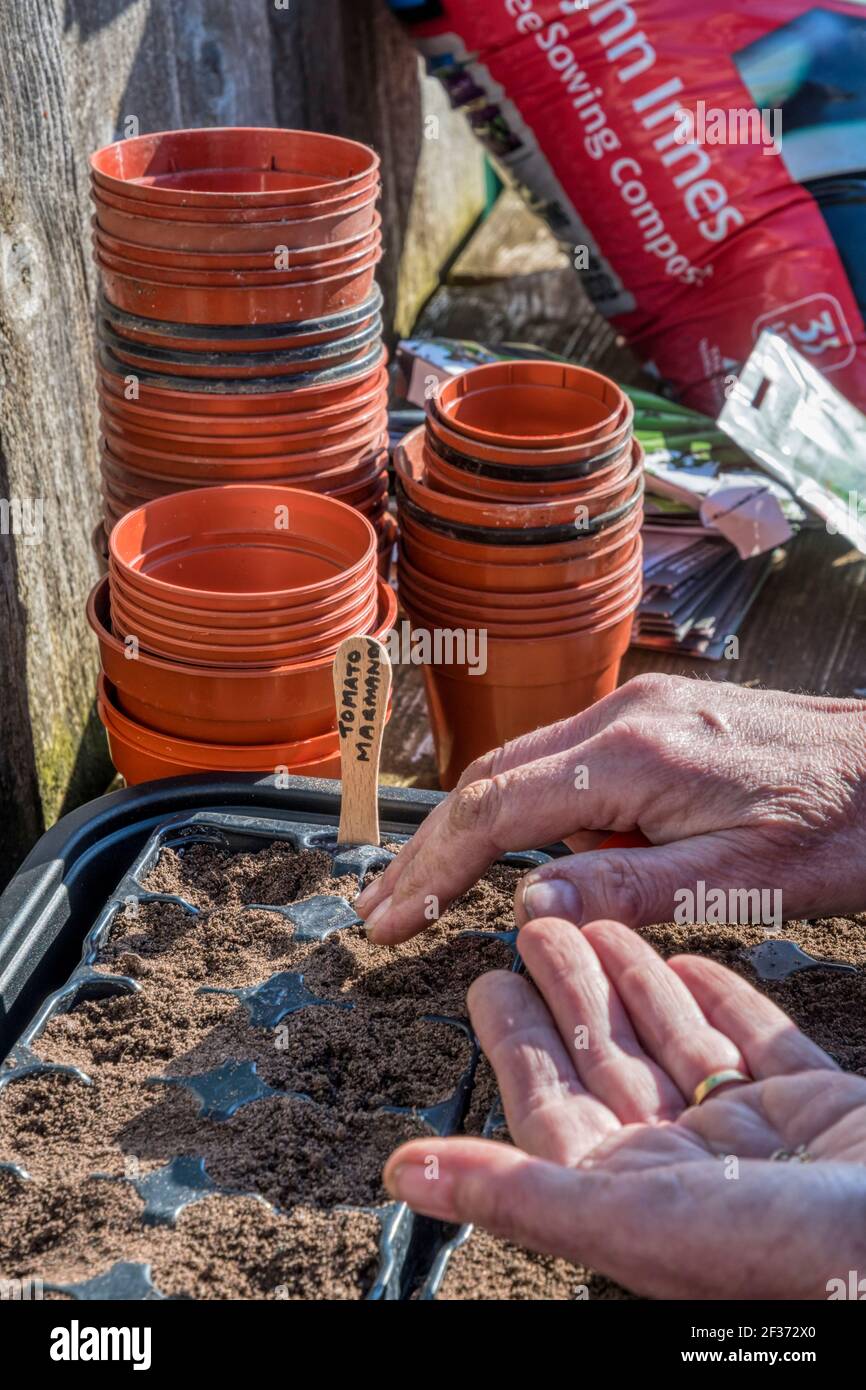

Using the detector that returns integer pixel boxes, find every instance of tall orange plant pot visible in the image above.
[402,597,637,789]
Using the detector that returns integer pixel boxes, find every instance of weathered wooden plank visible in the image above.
[0,3,273,883]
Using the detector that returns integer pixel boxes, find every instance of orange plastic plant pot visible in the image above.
[110,582,380,651]
[97,358,387,417]
[91,128,380,209]
[109,588,380,667]
[98,673,340,764]
[95,231,382,287]
[107,544,379,630]
[109,484,377,609]
[426,394,634,476]
[403,599,636,789]
[87,573,397,744]
[90,176,380,225]
[398,569,642,638]
[102,339,378,385]
[397,549,642,628]
[397,505,643,592]
[100,452,387,504]
[102,723,343,786]
[397,536,641,613]
[99,255,379,325]
[395,426,644,532]
[422,434,634,502]
[433,360,626,450]
[98,294,382,356]
[101,409,387,464]
[99,397,386,457]
[94,214,381,272]
[92,186,379,253]
[96,381,388,442]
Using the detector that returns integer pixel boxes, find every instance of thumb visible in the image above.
[515,827,782,930]
[384,1137,610,1261]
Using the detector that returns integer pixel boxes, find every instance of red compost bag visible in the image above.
[390,1,866,414]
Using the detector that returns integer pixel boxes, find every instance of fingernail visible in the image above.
[363,894,392,939]
[386,1158,453,1215]
[355,882,376,913]
[521,877,583,924]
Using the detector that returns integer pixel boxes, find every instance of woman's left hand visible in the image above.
[384,918,866,1299]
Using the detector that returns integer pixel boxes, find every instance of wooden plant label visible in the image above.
[333,635,392,846]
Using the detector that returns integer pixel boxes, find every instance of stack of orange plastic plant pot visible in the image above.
[89,127,394,577]
[395,361,644,788]
[87,485,396,784]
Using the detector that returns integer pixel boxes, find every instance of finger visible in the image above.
[467,968,619,1163]
[383,1137,858,1299]
[517,918,684,1123]
[515,826,779,930]
[384,1137,606,1264]
[581,921,746,1098]
[355,695,625,923]
[360,730,665,944]
[669,955,839,1079]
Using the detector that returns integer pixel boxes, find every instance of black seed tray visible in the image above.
[0,793,552,1301]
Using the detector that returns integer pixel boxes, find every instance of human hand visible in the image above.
[357,675,866,944]
[384,918,866,1299]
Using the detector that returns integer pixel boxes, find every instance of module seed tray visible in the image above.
[0,805,550,1301]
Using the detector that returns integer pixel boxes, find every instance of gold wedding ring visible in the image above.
[693,1068,753,1106]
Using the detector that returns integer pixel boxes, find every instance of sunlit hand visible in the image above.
[357,675,866,944]
[384,919,866,1299]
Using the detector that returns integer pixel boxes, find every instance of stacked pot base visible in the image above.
[89,485,396,784]
[397,361,644,788]
[90,127,393,575]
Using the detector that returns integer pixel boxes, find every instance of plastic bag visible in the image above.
[390,1,866,413]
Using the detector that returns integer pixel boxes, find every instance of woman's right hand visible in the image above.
[357,675,866,944]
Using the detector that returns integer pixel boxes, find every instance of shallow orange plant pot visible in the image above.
[99,254,379,326]
[87,574,397,743]
[434,360,626,450]
[109,484,377,610]
[97,357,387,417]
[92,186,379,253]
[91,128,380,209]
[97,371,387,436]
[109,588,379,667]
[398,505,643,592]
[396,426,643,534]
